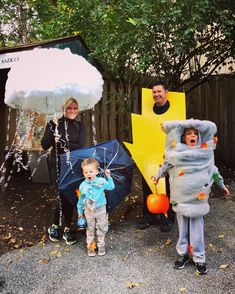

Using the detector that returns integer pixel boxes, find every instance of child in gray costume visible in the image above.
[154,119,229,274]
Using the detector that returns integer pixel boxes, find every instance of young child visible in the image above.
[153,119,229,275]
[77,158,115,257]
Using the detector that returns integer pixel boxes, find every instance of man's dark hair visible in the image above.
[152,81,168,91]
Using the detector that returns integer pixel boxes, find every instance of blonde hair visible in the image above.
[63,97,79,113]
[81,158,100,170]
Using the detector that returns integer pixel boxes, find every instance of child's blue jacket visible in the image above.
[77,176,115,215]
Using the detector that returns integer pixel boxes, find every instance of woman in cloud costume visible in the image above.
[154,119,229,274]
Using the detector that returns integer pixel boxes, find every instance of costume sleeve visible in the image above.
[104,177,115,191]
[41,121,55,151]
[155,161,172,179]
[213,166,225,189]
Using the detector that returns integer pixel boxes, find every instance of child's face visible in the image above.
[183,128,199,147]
[82,164,99,181]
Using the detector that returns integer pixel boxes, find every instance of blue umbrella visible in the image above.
[58,139,134,212]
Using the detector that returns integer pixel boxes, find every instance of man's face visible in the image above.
[152,85,168,106]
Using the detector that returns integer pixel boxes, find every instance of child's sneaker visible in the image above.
[87,248,96,257]
[174,254,190,269]
[48,225,60,242]
[62,228,76,245]
[98,246,106,256]
[195,262,208,275]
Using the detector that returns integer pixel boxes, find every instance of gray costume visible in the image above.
[156,119,225,262]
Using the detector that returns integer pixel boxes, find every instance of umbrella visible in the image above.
[59,139,135,212]
[4,47,103,114]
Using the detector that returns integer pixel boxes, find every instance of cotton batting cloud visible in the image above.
[4,48,104,114]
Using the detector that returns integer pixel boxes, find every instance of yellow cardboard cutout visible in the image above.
[124,88,186,194]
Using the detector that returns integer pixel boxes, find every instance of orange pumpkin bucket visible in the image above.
[147,192,169,214]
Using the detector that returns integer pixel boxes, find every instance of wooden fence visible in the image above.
[1,75,235,169]
[185,75,235,167]
[81,76,235,168]
[80,80,142,145]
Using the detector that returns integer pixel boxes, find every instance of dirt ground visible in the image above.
[0,167,234,256]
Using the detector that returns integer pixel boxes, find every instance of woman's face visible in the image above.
[65,101,78,120]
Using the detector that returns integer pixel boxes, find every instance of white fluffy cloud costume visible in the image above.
[156,119,225,218]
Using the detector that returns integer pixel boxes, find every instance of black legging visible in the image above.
[53,191,74,228]
[142,176,175,225]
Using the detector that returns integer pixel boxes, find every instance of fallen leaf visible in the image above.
[64,248,71,252]
[19,249,24,253]
[218,234,224,238]
[89,241,97,252]
[56,252,62,258]
[179,287,187,292]
[127,282,145,289]
[160,239,172,249]
[50,251,58,255]
[219,264,229,269]
[3,233,12,240]
[164,239,172,246]
[122,254,129,261]
[208,243,216,251]
[39,258,50,264]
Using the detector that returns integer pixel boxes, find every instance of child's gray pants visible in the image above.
[85,205,108,248]
[176,213,205,263]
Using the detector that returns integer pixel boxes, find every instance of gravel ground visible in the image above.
[0,190,234,294]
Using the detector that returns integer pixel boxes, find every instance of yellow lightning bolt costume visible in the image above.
[124,87,186,194]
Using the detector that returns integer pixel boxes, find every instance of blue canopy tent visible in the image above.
[59,140,134,212]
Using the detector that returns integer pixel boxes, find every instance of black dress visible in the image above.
[41,116,86,227]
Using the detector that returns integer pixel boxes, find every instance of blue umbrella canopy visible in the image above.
[59,139,134,212]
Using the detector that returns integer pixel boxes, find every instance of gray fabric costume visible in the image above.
[156,119,226,263]
[156,119,225,218]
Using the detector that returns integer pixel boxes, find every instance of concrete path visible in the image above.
[0,197,234,294]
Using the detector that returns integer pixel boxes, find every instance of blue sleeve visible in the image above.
[77,194,85,215]
[104,177,115,191]
[155,161,172,178]
[213,166,225,189]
